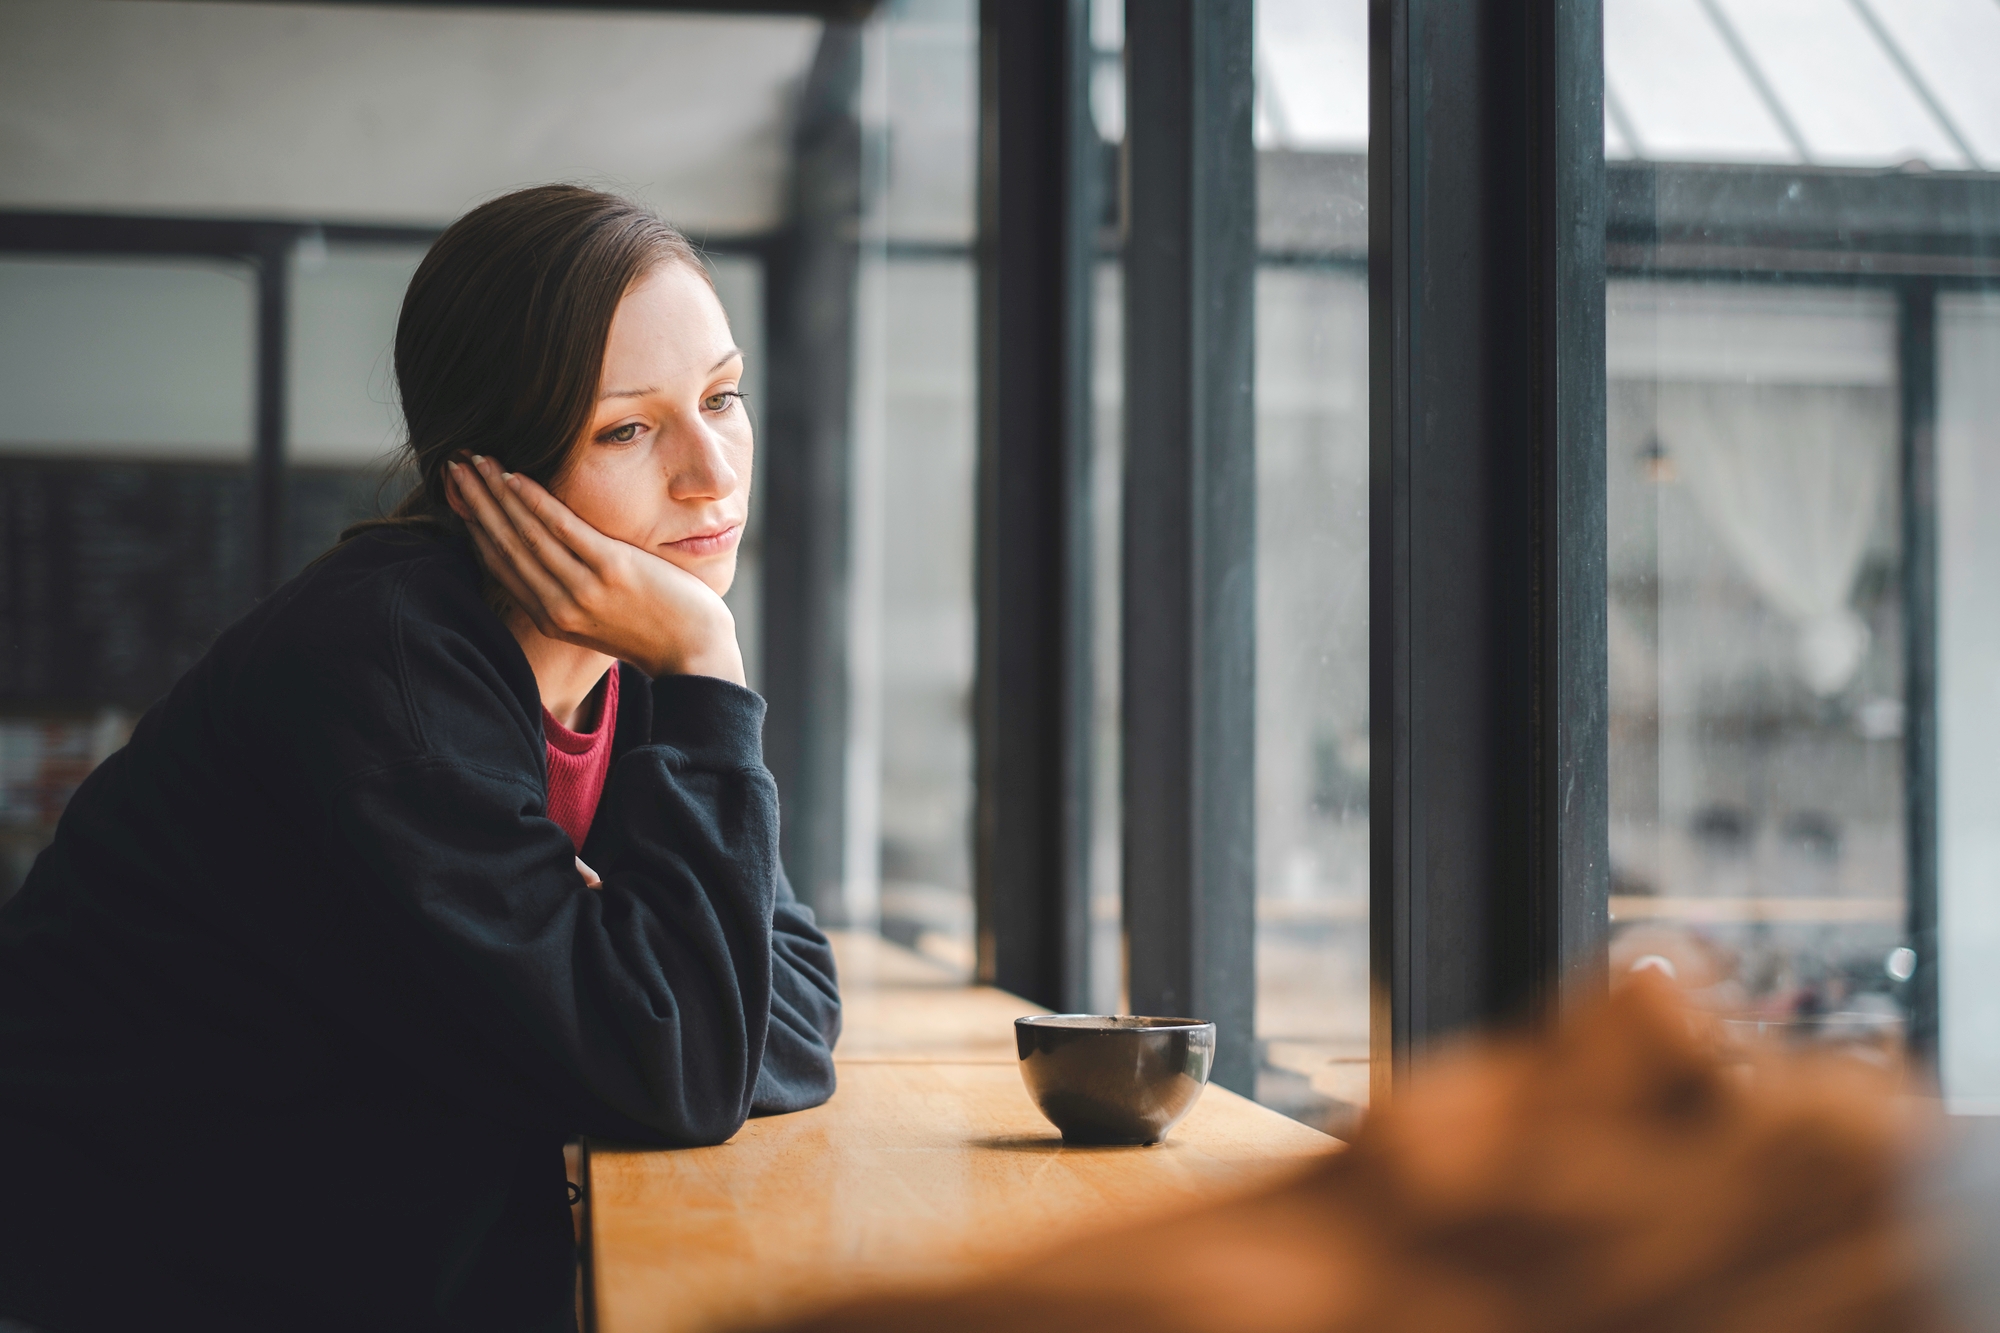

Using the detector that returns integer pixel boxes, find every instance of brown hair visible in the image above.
[341,184,706,543]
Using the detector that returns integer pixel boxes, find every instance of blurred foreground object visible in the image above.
[766,977,1942,1333]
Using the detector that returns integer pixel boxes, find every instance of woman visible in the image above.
[0,185,840,1332]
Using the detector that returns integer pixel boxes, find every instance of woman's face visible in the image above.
[554,262,751,596]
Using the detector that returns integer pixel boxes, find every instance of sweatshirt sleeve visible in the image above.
[752,861,842,1116]
[296,580,838,1147]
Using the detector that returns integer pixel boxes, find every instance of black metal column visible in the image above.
[1900,279,1940,1070]
[974,0,1098,1010]
[252,228,290,597]
[1122,0,1257,1093]
[1369,0,1610,1098]
[761,24,864,921]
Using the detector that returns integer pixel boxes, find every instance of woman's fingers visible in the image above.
[458,459,637,656]
[469,466,619,649]
[451,464,568,632]
[466,457,605,621]
[575,857,603,889]
[452,460,577,617]
[476,460,598,589]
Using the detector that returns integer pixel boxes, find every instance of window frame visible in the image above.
[1367,0,1611,1096]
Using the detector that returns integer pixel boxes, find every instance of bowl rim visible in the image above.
[1015,1013,1213,1032]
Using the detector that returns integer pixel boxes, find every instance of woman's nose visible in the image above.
[666,423,740,501]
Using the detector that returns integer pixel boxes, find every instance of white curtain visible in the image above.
[1658,381,1894,697]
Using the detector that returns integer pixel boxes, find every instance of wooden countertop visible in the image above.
[585,931,1341,1333]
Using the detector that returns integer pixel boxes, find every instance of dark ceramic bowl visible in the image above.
[1015,1015,1216,1145]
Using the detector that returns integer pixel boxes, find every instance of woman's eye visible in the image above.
[702,391,743,414]
[601,422,643,444]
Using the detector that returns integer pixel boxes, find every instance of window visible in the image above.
[1606,281,1905,1035]
[1602,0,2000,1071]
[0,255,257,897]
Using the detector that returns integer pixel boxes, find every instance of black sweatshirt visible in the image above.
[0,528,840,1333]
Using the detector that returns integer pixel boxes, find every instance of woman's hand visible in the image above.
[447,455,746,685]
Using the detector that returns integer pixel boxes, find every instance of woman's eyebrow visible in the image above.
[597,348,743,402]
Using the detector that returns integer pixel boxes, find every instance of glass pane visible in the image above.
[859,0,980,972]
[1252,0,1370,1137]
[289,240,423,466]
[286,239,425,574]
[1090,257,1125,1018]
[1089,0,1127,1019]
[0,256,254,457]
[870,257,977,968]
[1603,0,2000,1073]
[1939,293,2000,1108]
[1607,282,1905,1025]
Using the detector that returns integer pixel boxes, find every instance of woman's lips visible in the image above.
[664,523,742,558]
